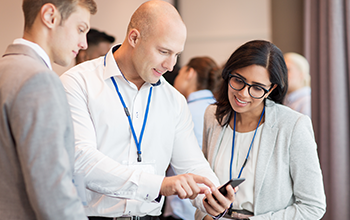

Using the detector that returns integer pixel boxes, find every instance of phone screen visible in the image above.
[218,178,245,196]
[204,178,245,202]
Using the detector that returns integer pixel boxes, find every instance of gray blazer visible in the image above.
[197,99,326,220]
[0,44,86,220]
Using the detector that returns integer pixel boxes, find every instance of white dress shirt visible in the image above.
[60,45,219,217]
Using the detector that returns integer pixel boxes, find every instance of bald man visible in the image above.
[60,1,235,219]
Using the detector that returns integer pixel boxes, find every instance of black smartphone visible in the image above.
[205,178,245,202]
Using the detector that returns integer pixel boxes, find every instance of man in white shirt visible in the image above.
[0,0,96,219]
[60,1,235,219]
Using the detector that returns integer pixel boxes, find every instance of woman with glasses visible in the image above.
[196,40,326,220]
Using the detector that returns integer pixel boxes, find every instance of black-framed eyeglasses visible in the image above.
[228,74,273,99]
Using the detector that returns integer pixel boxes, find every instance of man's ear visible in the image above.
[40,3,60,29]
[128,29,141,48]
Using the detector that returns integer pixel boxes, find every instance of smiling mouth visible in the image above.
[153,68,164,75]
[235,96,248,104]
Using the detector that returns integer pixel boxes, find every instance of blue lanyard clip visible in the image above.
[137,151,142,162]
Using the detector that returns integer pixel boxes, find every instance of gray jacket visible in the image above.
[0,44,86,220]
[196,100,326,220]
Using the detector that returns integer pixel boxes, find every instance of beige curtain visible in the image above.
[304,0,350,219]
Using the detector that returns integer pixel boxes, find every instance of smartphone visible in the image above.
[205,178,245,202]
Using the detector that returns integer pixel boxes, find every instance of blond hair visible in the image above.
[284,52,311,87]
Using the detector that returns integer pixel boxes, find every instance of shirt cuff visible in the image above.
[137,172,164,202]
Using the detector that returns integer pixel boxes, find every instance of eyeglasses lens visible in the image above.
[229,76,265,99]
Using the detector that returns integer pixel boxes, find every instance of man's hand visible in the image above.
[160,173,215,199]
[203,184,235,216]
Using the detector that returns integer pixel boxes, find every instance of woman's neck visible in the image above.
[230,105,265,133]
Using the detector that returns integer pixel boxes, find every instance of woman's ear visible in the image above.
[40,3,60,29]
[128,29,141,48]
[187,67,197,80]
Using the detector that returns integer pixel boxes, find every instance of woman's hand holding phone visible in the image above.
[203,178,245,217]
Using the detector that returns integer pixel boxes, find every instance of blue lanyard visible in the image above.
[229,106,265,179]
[110,77,153,162]
[187,96,214,104]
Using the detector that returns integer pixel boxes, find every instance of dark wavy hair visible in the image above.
[215,40,288,126]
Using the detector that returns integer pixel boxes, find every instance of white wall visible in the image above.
[180,0,271,66]
[0,0,270,74]
[0,0,23,54]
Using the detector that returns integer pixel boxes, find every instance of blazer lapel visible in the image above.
[209,124,228,170]
[254,100,278,206]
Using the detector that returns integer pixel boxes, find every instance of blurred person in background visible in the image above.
[174,56,221,148]
[76,28,115,64]
[163,56,221,220]
[283,52,311,118]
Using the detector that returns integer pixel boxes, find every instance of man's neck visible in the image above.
[20,32,53,70]
[113,46,145,90]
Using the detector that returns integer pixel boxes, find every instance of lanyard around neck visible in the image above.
[229,106,265,179]
[187,96,214,104]
[110,77,153,162]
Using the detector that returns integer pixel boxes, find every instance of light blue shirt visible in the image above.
[283,87,311,118]
[187,90,216,149]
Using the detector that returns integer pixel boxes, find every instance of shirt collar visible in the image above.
[103,44,162,88]
[13,38,52,70]
[187,89,214,102]
[103,44,122,80]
